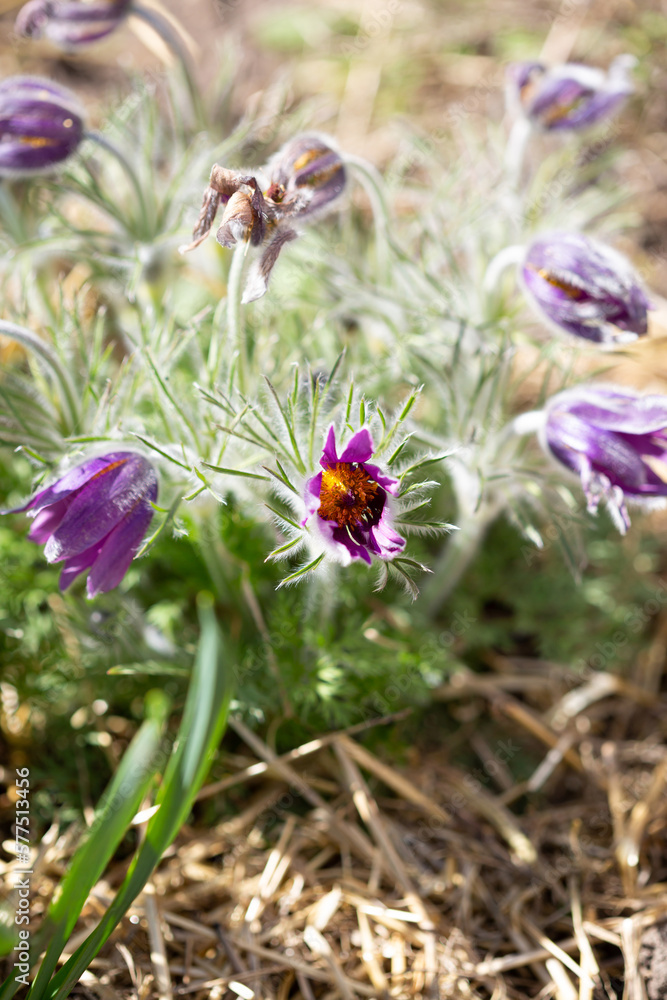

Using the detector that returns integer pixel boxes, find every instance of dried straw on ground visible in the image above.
[10,638,666,1000]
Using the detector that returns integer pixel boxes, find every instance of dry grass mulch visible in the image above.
[17,638,667,1000]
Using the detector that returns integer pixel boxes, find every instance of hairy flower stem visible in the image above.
[0,320,79,433]
[85,131,151,237]
[345,155,390,284]
[504,117,532,190]
[424,508,497,618]
[131,4,205,128]
[227,242,248,394]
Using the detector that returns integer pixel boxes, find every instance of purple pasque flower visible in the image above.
[15,0,131,47]
[3,452,158,597]
[506,54,634,131]
[182,133,346,302]
[302,427,405,566]
[0,76,84,176]
[522,232,649,345]
[265,133,346,218]
[542,384,667,532]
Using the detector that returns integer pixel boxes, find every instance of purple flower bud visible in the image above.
[542,384,667,532]
[3,451,158,597]
[521,232,649,345]
[267,133,346,217]
[15,0,131,47]
[506,55,634,131]
[0,76,84,176]
[302,427,405,565]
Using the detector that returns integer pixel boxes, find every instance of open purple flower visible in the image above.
[3,452,158,597]
[542,385,667,532]
[522,232,649,345]
[506,55,634,131]
[302,427,406,566]
[15,0,131,47]
[0,76,84,176]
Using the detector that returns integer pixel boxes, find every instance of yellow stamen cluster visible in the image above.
[317,463,379,528]
[536,267,586,300]
[89,459,127,482]
[292,148,340,190]
[19,136,57,148]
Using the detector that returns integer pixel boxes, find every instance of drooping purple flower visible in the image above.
[506,55,635,131]
[301,427,406,566]
[3,452,158,597]
[521,232,649,345]
[0,76,84,176]
[15,0,131,47]
[266,133,347,218]
[542,384,667,532]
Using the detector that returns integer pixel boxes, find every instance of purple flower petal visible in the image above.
[27,498,70,542]
[305,427,406,566]
[0,76,84,176]
[59,537,106,591]
[15,0,131,47]
[361,461,399,495]
[507,56,634,132]
[338,428,374,464]
[16,452,129,515]
[2,449,158,597]
[542,383,667,532]
[546,412,652,491]
[522,233,649,344]
[86,498,154,597]
[555,386,667,434]
[368,518,406,559]
[320,425,340,468]
[302,472,323,522]
[329,523,373,565]
[44,454,157,562]
[269,134,346,217]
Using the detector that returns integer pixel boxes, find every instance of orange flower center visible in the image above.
[89,459,127,482]
[534,266,586,300]
[20,136,58,148]
[317,463,379,528]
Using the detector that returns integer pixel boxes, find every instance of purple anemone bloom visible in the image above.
[266,133,346,218]
[542,385,667,532]
[506,55,634,131]
[522,232,649,345]
[3,452,158,597]
[0,76,84,176]
[15,0,131,47]
[302,427,405,566]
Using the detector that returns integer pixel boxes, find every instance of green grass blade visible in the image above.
[25,692,170,1000]
[0,694,169,1000]
[42,594,232,1000]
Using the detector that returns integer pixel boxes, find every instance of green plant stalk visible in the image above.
[84,132,151,238]
[131,4,205,127]
[345,154,391,283]
[0,322,79,434]
[20,693,170,1000]
[31,595,232,1000]
[227,242,248,394]
[424,506,499,617]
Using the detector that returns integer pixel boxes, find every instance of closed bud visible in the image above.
[0,75,84,176]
